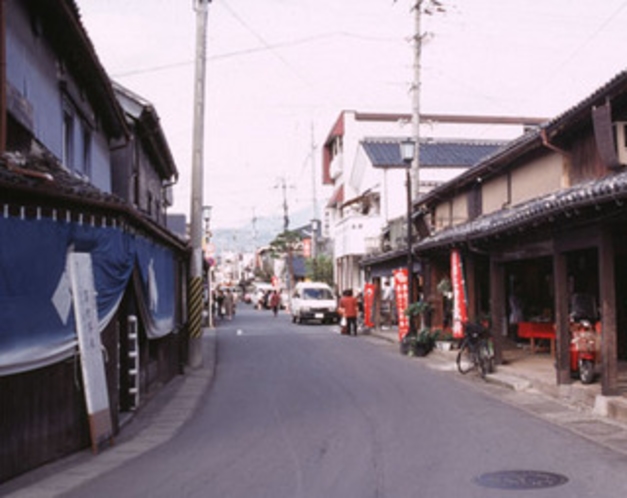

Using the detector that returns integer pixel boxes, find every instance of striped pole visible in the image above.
[188,276,203,340]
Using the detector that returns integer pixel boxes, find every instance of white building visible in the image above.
[321,111,543,293]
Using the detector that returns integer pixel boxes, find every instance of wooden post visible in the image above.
[373,277,382,331]
[553,250,572,384]
[599,229,618,395]
[465,255,477,323]
[489,257,505,365]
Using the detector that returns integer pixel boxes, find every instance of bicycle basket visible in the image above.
[464,322,487,341]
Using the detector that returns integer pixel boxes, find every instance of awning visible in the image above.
[0,214,179,376]
[361,249,421,279]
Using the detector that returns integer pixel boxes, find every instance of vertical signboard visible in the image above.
[393,268,409,341]
[451,249,468,339]
[363,283,375,328]
[69,252,113,453]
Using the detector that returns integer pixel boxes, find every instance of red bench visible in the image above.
[517,322,556,355]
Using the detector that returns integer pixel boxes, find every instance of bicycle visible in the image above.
[456,322,495,379]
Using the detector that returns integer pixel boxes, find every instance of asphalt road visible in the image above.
[61,306,627,498]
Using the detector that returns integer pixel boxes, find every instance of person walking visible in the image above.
[224,289,234,320]
[216,289,225,320]
[339,289,359,336]
[269,290,281,317]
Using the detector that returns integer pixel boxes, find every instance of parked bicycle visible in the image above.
[456,322,495,379]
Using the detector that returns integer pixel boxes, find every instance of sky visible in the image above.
[77,0,627,231]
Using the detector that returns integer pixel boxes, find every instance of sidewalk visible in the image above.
[0,329,217,498]
[368,326,627,426]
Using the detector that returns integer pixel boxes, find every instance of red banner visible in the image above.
[363,283,375,327]
[393,268,409,341]
[303,238,312,258]
[451,249,468,338]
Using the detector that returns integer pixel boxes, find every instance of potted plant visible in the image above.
[401,328,437,357]
[434,329,455,351]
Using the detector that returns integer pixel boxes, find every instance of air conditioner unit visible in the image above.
[614,121,627,166]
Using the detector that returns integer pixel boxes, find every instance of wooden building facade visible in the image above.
[414,70,627,396]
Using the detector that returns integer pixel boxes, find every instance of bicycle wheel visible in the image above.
[478,341,494,378]
[456,342,475,374]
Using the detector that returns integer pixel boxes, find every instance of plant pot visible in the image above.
[436,340,453,351]
[412,343,431,357]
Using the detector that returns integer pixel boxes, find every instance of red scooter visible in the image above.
[569,293,600,384]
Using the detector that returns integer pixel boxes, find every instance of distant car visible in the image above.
[291,282,339,324]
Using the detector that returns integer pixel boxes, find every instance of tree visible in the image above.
[268,230,302,291]
[268,230,301,257]
[305,255,334,286]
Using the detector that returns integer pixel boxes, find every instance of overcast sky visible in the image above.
[78,0,627,230]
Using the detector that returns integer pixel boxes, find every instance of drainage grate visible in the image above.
[476,470,569,490]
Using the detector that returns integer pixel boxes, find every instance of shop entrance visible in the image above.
[505,256,554,343]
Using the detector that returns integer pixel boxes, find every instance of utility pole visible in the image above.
[410,0,422,200]
[188,0,211,369]
[251,208,258,251]
[310,122,318,261]
[279,176,289,232]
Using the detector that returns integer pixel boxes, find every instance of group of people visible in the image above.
[212,288,236,320]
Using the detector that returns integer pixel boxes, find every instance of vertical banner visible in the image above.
[363,283,375,328]
[451,249,468,338]
[393,268,409,341]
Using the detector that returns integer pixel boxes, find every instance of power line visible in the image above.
[111,31,403,79]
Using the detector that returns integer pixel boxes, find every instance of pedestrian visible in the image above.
[339,289,359,336]
[269,290,281,317]
[382,279,395,328]
[216,289,225,320]
[224,289,234,320]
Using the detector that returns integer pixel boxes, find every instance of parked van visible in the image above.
[291,282,339,324]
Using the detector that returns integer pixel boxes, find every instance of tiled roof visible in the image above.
[0,151,123,205]
[0,151,186,249]
[419,71,627,206]
[416,169,627,251]
[361,139,507,168]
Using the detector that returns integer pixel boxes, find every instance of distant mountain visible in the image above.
[210,207,313,253]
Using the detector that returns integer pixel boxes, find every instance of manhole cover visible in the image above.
[476,470,569,490]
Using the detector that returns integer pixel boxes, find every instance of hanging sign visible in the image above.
[363,283,375,328]
[451,249,468,339]
[69,252,114,453]
[393,268,410,341]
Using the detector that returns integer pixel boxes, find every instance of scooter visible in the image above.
[569,293,600,384]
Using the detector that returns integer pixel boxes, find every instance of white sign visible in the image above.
[69,252,113,452]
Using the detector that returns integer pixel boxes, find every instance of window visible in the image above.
[61,93,95,179]
[468,183,482,220]
[62,108,74,170]
[80,127,92,178]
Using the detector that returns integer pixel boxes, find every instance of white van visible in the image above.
[291,282,339,324]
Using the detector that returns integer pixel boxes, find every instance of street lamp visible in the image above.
[400,138,416,337]
[202,205,213,329]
